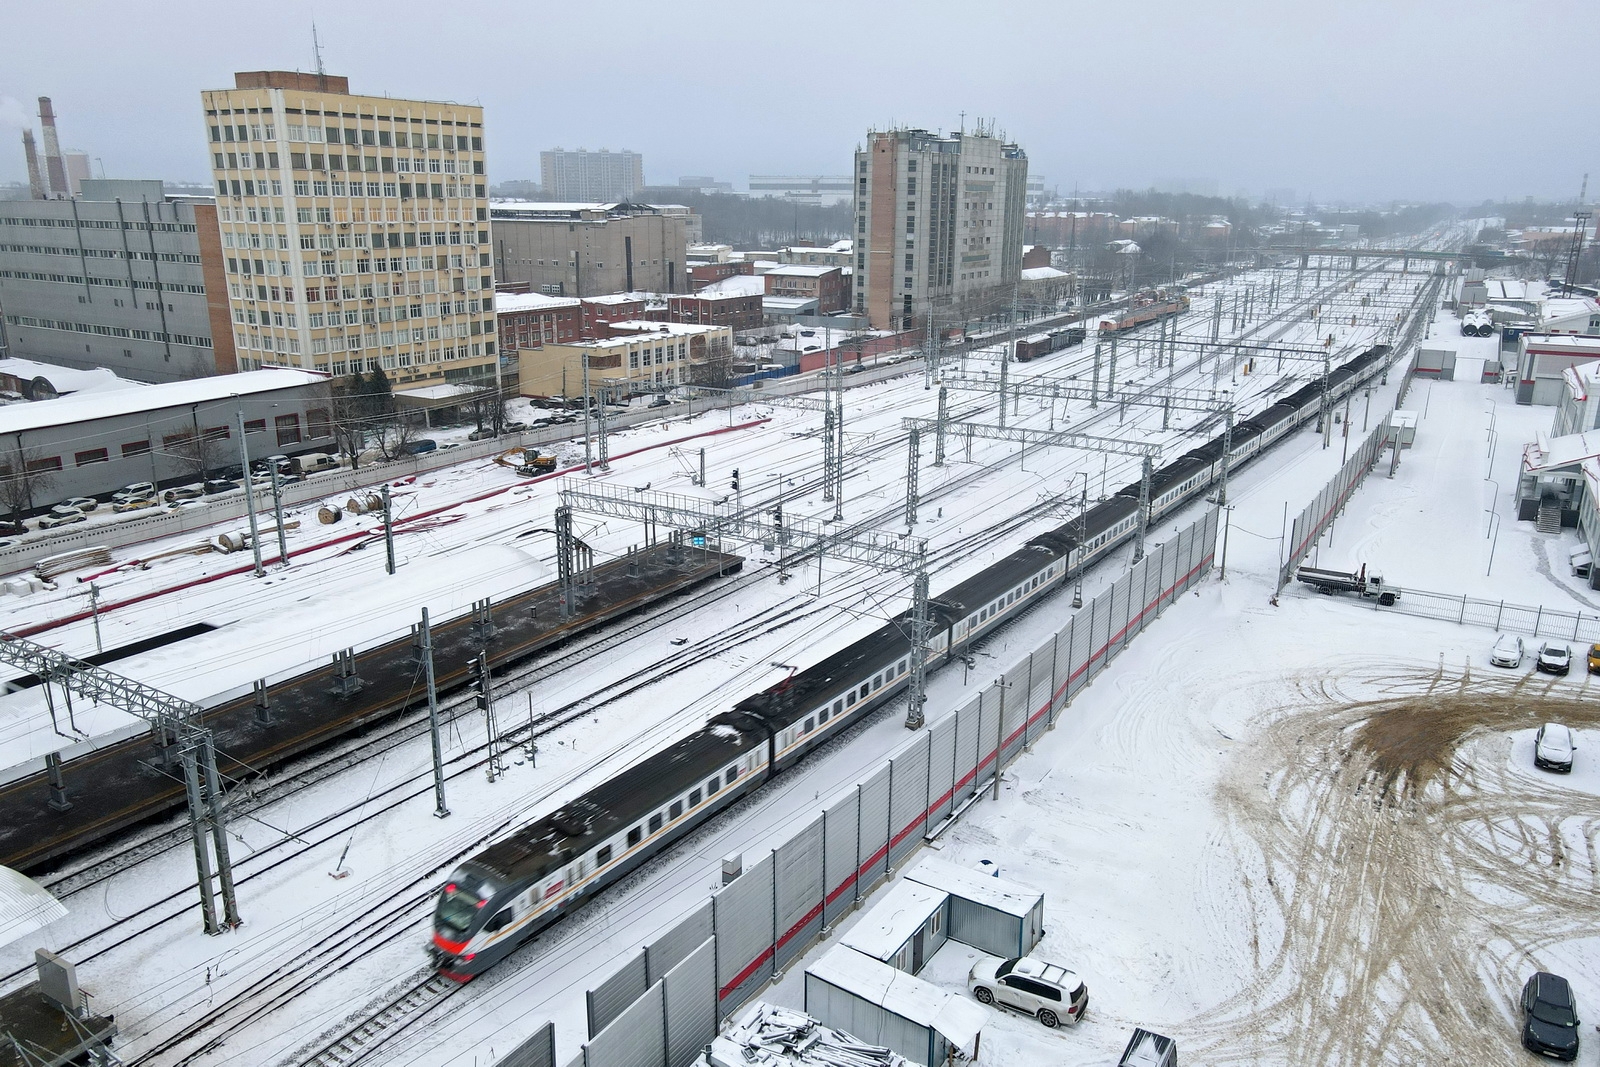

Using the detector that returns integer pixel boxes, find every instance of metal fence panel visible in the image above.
[713,852,774,1017]
[1109,569,1133,652]
[951,695,985,806]
[1279,413,1394,590]
[1026,643,1052,746]
[588,951,649,1038]
[585,980,664,1067]
[856,763,893,895]
[774,817,825,971]
[1312,585,1600,645]
[662,939,717,1067]
[926,712,958,828]
[645,902,712,987]
[1066,611,1094,702]
[1000,674,1028,765]
[1162,531,1184,606]
[887,732,931,869]
[822,788,861,925]
[502,1021,557,1067]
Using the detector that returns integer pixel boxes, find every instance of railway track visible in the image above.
[293,974,457,1067]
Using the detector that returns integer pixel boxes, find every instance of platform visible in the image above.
[0,543,743,873]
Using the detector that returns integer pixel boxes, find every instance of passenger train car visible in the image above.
[428,343,1394,980]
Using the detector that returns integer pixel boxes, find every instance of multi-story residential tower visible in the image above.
[853,127,1028,331]
[200,71,497,392]
[540,148,644,203]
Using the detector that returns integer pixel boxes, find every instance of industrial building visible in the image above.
[200,70,498,395]
[0,367,333,505]
[747,175,853,207]
[0,179,223,383]
[491,201,688,296]
[853,126,1029,331]
[540,148,645,202]
[515,320,729,399]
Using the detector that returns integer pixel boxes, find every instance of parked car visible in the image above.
[57,496,98,513]
[0,519,25,537]
[466,428,497,441]
[112,496,158,514]
[968,956,1088,1028]
[1534,723,1576,773]
[1537,644,1572,675]
[404,439,439,455]
[503,420,528,432]
[163,486,205,503]
[648,396,672,408]
[0,538,16,551]
[203,478,239,495]
[1588,643,1600,674]
[112,482,157,504]
[1521,971,1580,1061]
[1490,634,1524,668]
[37,507,89,530]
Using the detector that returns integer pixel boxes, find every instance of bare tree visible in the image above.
[375,419,417,462]
[0,446,58,520]
[690,336,736,389]
[168,427,228,484]
[330,373,368,470]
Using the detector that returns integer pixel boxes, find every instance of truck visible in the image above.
[1295,563,1401,605]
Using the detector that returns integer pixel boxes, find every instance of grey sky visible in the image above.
[0,0,1590,204]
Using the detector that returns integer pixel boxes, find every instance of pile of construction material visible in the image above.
[694,1003,907,1067]
[33,546,113,580]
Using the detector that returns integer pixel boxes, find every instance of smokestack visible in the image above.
[38,97,69,199]
[22,130,47,200]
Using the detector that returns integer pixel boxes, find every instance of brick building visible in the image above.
[765,264,848,313]
[667,290,763,332]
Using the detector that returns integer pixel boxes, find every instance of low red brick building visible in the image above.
[764,264,848,313]
[667,290,763,332]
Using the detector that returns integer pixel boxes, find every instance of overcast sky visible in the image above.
[0,0,1590,205]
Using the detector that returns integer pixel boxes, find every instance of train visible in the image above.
[1015,325,1088,362]
[427,342,1394,980]
[1099,292,1191,334]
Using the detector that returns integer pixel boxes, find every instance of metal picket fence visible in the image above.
[1331,585,1600,645]
[568,507,1220,1067]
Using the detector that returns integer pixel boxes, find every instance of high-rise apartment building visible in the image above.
[200,71,497,392]
[853,128,1028,331]
[540,149,645,202]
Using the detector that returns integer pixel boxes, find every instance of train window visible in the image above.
[670,800,683,820]
[858,683,869,701]
[803,717,814,734]
[628,826,642,847]
[649,813,663,833]
[726,767,738,785]
[819,706,830,724]
[690,788,702,806]
[833,698,843,716]
[898,659,907,676]
[707,777,720,795]
[485,908,513,932]
[596,845,612,867]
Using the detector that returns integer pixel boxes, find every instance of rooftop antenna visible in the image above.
[312,22,326,77]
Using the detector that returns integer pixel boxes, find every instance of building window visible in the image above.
[74,448,109,466]
[274,413,302,445]
[121,440,151,458]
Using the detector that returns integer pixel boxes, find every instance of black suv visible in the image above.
[1521,971,1580,1061]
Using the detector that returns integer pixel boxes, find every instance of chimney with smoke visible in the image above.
[21,130,47,200]
[38,96,69,199]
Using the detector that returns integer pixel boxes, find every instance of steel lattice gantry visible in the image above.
[0,631,240,933]
[559,483,937,728]
[900,417,1163,562]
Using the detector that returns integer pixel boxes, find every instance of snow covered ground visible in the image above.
[6,250,1548,1067]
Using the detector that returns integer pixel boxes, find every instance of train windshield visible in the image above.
[436,868,497,934]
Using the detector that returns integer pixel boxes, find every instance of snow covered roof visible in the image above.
[1020,266,1069,281]
[765,264,839,278]
[1483,279,1528,301]
[585,292,650,306]
[0,865,67,949]
[764,296,819,312]
[841,880,946,961]
[0,368,330,435]
[704,1002,908,1067]
[906,855,1042,918]
[1524,334,1600,355]
[1523,430,1600,474]
[496,292,581,314]
[700,275,766,298]
[0,357,139,397]
[606,320,724,336]
[806,946,986,1057]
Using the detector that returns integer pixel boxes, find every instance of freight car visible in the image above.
[1015,326,1087,362]
[428,344,1394,980]
[1099,293,1191,334]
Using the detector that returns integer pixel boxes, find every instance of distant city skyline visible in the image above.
[0,0,1593,206]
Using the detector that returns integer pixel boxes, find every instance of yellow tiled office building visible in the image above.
[200,71,497,392]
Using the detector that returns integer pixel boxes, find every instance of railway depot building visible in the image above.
[0,368,333,505]
[515,321,729,399]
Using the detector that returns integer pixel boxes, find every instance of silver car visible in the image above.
[968,956,1088,1028]
[1534,723,1575,773]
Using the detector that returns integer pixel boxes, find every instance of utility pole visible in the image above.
[89,583,103,654]
[582,354,594,473]
[420,607,450,818]
[269,465,289,567]
[905,428,920,526]
[381,483,396,575]
[475,651,503,783]
[233,400,264,579]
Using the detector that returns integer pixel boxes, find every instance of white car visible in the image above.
[968,956,1088,1028]
[112,482,157,504]
[37,507,89,530]
[1490,634,1524,668]
[1534,723,1575,773]
[57,496,98,513]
